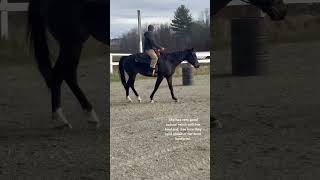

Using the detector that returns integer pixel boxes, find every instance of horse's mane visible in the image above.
[160,49,195,63]
[161,49,190,60]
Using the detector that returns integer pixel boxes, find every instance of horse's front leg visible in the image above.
[150,75,164,103]
[166,75,178,102]
[62,43,99,129]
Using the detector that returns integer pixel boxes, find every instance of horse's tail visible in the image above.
[27,0,52,88]
[118,56,128,89]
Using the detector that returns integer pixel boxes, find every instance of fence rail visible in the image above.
[109,52,210,74]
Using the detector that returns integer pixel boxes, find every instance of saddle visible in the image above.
[134,49,161,64]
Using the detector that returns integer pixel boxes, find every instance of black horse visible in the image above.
[212,0,287,128]
[212,0,287,20]
[27,0,108,128]
[119,49,200,103]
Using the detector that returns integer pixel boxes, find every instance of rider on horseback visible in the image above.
[143,24,165,77]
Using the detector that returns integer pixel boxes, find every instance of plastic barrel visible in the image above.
[182,65,193,85]
[231,17,268,76]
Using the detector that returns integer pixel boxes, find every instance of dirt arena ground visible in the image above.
[110,74,210,179]
[212,42,320,179]
[0,59,108,179]
[1,41,320,180]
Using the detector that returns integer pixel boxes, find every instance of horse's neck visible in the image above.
[166,51,186,66]
[212,0,232,15]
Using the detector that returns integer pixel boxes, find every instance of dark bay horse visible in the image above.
[212,0,287,128]
[212,0,287,20]
[27,0,108,128]
[119,49,200,103]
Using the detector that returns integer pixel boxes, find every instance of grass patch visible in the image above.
[213,15,320,50]
[0,37,32,65]
[0,35,108,66]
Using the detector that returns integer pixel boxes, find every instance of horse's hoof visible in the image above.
[150,100,155,103]
[52,119,72,129]
[126,96,133,103]
[85,109,100,129]
[137,96,142,103]
[174,99,179,103]
[53,123,72,130]
[52,108,72,129]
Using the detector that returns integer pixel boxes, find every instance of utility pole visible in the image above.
[137,10,143,53]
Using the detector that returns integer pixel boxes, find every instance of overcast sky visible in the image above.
[110,0,210,39]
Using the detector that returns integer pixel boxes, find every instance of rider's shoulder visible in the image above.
[144,31,152,36]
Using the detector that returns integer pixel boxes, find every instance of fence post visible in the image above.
[137,10,143,53]
[0,0,9,39]
[110,54,113,74]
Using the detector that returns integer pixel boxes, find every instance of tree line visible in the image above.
[111,5,210,53]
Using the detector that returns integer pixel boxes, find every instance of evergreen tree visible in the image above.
[171,5,193,38]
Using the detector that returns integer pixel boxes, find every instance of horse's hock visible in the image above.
[231,17,268,76]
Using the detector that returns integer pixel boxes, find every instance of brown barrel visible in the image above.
[231,17,268,76]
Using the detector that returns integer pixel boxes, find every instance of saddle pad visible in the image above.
[134,53,151,64]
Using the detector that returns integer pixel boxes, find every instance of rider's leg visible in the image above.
[146,49,158,76]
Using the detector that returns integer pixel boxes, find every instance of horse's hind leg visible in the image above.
[125,74,134,103]
[51,54,72,128]
[125,86,132,103]
[128,74,141,103]
[61,43,100,128]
